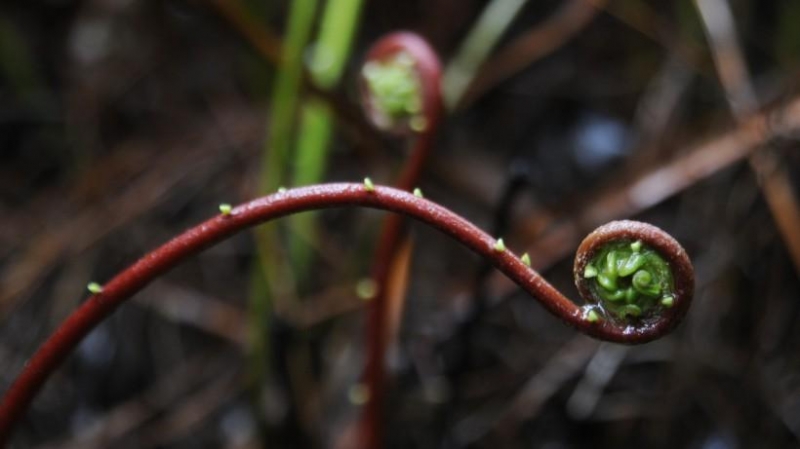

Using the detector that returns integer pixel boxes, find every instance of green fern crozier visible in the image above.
[362,51,426,132]
[582,240,675,320]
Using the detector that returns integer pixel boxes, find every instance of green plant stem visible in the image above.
[442,0,527,109]
[260,0,318,195]
[0,17,43,102]
[250,0,318,406]
[289,0,365,277]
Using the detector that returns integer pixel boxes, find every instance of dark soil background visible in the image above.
[1,0,799,448]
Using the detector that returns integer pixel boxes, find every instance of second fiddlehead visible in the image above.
[574,220,693,337]
[357,31,443,449]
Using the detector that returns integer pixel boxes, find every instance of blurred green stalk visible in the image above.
[289,0,365,276]
[0,17,43,100]
[250,0,318,399]
[442,0,527,109]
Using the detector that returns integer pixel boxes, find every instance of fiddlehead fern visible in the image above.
[360,31,442,137]
[574,220,693,337]
[0,184,693,446]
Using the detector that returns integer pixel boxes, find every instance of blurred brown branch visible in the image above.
[695,0,800,274]
[483,92,800,298]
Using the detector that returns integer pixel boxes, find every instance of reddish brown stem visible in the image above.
[0,183,692,445]
[358,31,443,449]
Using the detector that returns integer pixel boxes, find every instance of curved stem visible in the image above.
[361,122,439,449]
[0,183,691,445]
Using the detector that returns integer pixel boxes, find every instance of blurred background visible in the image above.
[1,0,799,447]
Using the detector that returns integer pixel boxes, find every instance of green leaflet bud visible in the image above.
[581,240,675,323]
[362,50,426,133]
[348,383,370,405]
[356,278,378,301]
[87,282,104,294]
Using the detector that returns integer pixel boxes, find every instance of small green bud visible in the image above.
[521,253,531,267]
[277,186,287,193]
[632,269,661,297]
[585,309,600,323]
[619,304,642,317]
[87,282,104,294]
[632,269,652,287]
[661,295,675,307]
[597,273,617,291]
[598,288,625,302]
[409,116,427,132]
[493,238,506,252]
[348,383,370,405]
[618,253,646,276]
[356,278,378,301]
[364,177,375,192]
[583,265,598,278]
[219,204,232,215]
[606,250,618,275]
[630,240,643,252]
[413,187,424,198]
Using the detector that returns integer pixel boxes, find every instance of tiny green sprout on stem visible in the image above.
[413,187,424,198]
[493,238,507,252]
[363,177,375,192]
[0,183,693,446]
[219,203,233,215]
[583,307,600,323]
[356,278,378,301]
[86,282,103,294]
